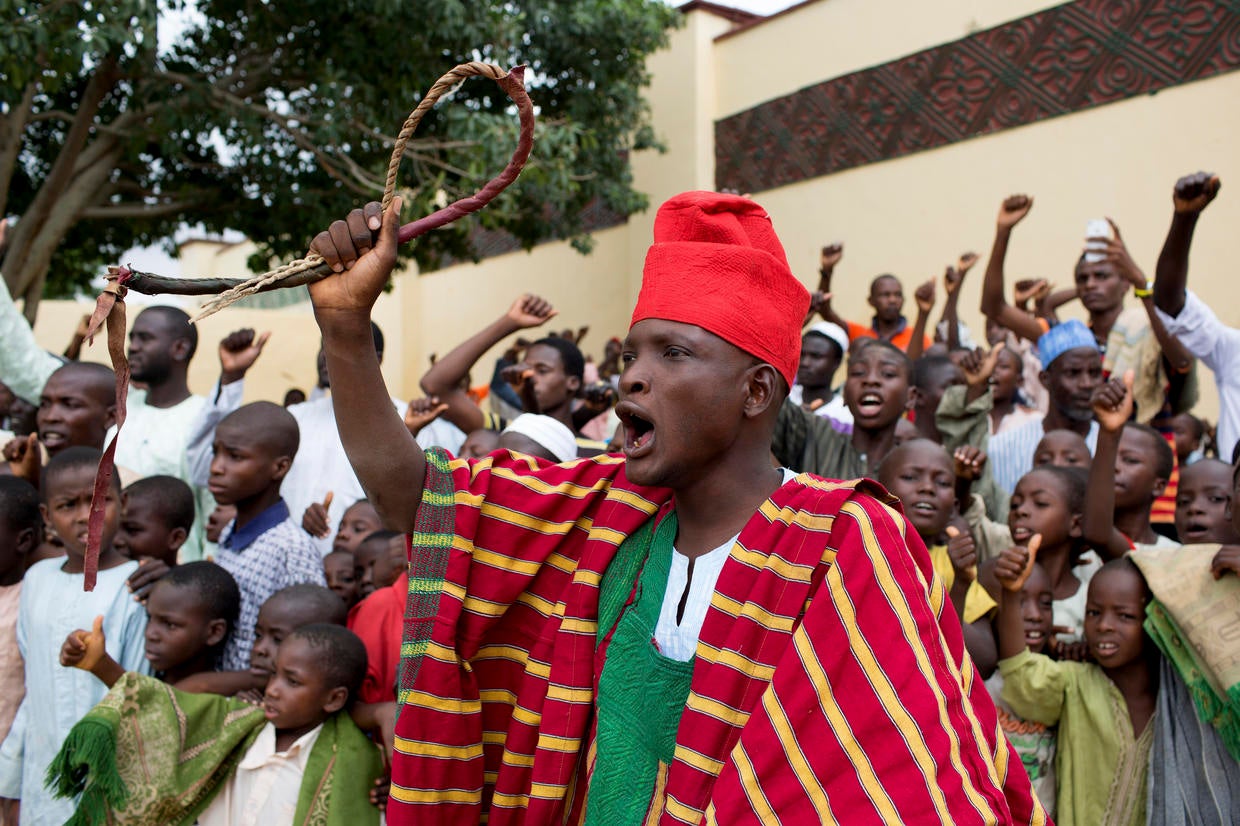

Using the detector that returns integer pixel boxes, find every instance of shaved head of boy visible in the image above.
[115,476,195,565]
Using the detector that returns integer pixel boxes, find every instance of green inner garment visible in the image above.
[585,512,696,826]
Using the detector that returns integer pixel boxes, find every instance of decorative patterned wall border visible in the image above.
[715,0,1240,194]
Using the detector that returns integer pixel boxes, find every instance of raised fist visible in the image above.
[997,194,1033,230]
[1091,371,1134,434]
[820,243,844,271]
[914,278,936,314]
[1173,172,1220,214]
[506,294,558,329]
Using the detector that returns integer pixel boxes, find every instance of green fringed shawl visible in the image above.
[1131,544,1240,763]
[46,672,383,826]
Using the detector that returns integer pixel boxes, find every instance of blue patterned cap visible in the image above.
[1038,319,1100,369]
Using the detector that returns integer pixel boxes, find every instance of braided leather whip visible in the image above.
[78,61,533,590]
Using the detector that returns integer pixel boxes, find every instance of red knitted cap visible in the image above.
[630,191,810,386]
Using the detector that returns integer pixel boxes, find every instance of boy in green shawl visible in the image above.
[50,620,383,825]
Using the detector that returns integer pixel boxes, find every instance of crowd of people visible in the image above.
[0,172,1235,824]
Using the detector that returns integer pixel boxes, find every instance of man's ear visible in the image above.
[167,526,188,552]
[322,685,349,715]
[1069,513,1083,539]
[1150,476,1168,500]
[104,404,117,431]
[566,375,582,396]
[204,618,228,648]
[271,455,293,482]
[743,364,781,420]
[904,386,917,412]
[15,526,36,557]
[1038,368,1051,391]
[170,337,192,363]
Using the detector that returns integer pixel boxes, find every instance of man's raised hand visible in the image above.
[997,194,1033,230]
[1013,278,1051,307]
[914,278,936,314]
[506,294,558,330]
[308,198,401,318]
[1092,219,1147,290]
[820,243,843,272]
[960,342,1004,389]
[404,397,450,437]
[1091,370,1134,434]
[956,251,979,275]
[219,328,271,384]
[1173,172,1221,214]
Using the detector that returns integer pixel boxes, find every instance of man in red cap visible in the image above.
[308,192,1047,824]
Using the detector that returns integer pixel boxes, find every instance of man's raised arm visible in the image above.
[419,293,558,434]
[980,195,1045,343]
[308,199,424,533]
[1154,171,1220,317]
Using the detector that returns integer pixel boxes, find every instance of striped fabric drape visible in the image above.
[388,448,1047,825]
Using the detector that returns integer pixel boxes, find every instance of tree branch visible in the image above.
[80,199,197,219]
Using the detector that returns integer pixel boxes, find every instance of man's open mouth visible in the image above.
[617,404,655,457]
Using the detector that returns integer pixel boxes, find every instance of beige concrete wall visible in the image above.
[24,2,1240,428]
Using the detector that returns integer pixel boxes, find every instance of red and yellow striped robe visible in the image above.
[389,448,1048,825]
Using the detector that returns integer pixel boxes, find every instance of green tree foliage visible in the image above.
[0,0,679,318]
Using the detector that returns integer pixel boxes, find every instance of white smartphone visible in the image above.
[1084,218,1110,263]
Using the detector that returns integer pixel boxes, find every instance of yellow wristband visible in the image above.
[1133,280,1153,298]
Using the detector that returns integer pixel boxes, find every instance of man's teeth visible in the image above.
[912,502,935,512]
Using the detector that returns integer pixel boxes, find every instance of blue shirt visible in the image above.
[217,500,325,671]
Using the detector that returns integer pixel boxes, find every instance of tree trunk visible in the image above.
[3,140,122,323]
[0,84,36,220]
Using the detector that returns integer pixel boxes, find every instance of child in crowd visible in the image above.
[498,413,579,463]
[114,474,196,566]
[459,428,501,459]
[996,554,1158,826]
[324,550,360,609]
[1007,465,1096,642]
[774,339,914,478]
[51,624,383,824]
[1084,374,1179,556]
[355,529,403,599]
[0,478,39,747]
[1031,430,1091,469]
[0,447,148,825]
[348,544,408,706]
[176,582,346,700]
[209,403,325,672]
[985,558,1057,817]
[1175,458,1240,544]
[909,354,964,444]
[248,584,348,698]
[333,499,383,553]
[61,562,241,690]
[1168,411,1204,466]
[877,439,997,671]
[304,495,384,553]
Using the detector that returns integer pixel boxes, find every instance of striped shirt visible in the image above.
[388,448,1047,825]
[990,417,1099,495]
